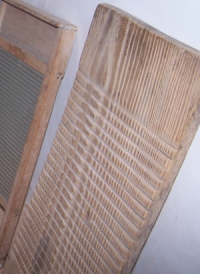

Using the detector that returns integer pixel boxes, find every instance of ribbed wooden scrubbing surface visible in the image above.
[4,4,200,274]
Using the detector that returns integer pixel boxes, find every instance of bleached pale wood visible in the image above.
[0,0,77,262]
[3,3,200,274]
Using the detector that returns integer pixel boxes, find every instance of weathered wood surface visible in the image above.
[1,4,57,63]
[3,3,200,274]
[0,0,77,262]
[3,0,76,29]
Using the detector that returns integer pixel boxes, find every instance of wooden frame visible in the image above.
[0,0,76,260]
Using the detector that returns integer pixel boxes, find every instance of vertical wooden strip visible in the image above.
[0,2,6,31]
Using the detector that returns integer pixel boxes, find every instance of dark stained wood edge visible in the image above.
[0,36,47,74]
[3,0,77,30]
[0,27,77,260]
[0,195,7,211]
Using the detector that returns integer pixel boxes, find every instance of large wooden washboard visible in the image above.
[3,4,200,274]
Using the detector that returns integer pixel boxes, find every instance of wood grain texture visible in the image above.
[3,3,200,274]
[3,0,76,29]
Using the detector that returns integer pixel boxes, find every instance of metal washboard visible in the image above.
[0,48,44,200]
[0,0,76,262]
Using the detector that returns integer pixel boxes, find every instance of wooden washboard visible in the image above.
[3,4,200,273]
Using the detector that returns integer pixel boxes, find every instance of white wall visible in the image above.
[19,0,200,273]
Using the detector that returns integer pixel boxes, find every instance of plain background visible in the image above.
[3,0,200,273]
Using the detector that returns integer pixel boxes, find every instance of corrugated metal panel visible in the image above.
[0,48,44,200]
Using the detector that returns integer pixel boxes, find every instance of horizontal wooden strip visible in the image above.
[0,36,46,74]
